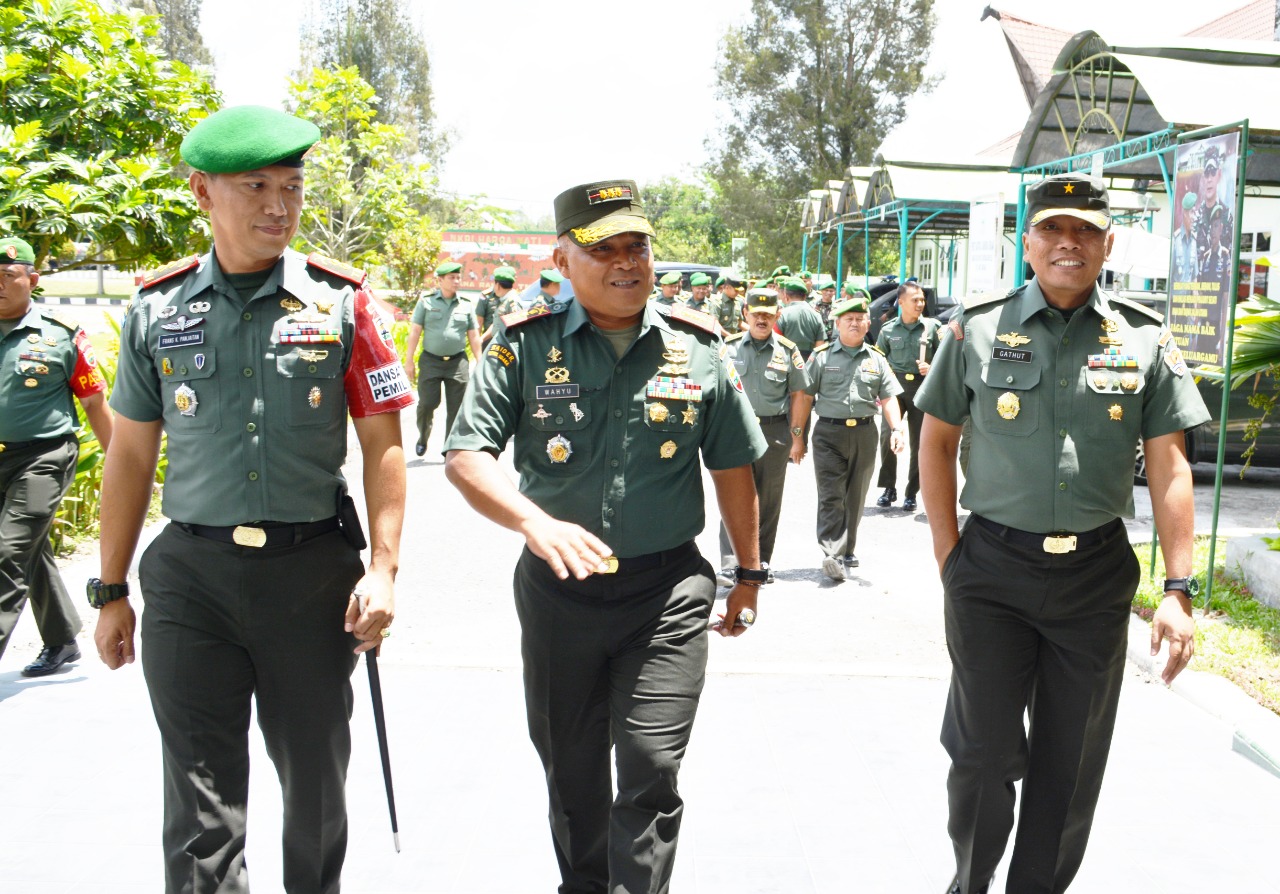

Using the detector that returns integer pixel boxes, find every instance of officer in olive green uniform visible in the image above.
[805,294,904,581]
[916,174,1209,894]
[777,278,828,359]
[475,264,518,342]
[653,270,683,307]
[717,289,810,582]
[810,276,838,339]
[0,236,113,676]
[684,272,720,321]
[93,106,412,894]
[874,281,942,512]
[404,260,482,456]
[445,179,767,894]
[715,273,746,334]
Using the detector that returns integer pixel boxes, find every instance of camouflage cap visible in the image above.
[554,179,656,247]
[181,105,320,174]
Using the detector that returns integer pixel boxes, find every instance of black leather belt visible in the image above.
[175,517,340,549]
[596,541,696,575]
[0,435,71,454]
[971,514,1121,554]
[817,416,875,427]
[422,350,462,362]
[755,414,788,424]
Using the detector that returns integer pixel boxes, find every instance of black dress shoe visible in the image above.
[414,443,426,457]
[21,641,82,677]
[843,554,859,568]
[902,495,917,512]
[876,487,896,507]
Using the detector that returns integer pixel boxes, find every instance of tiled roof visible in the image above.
[983,9,1075,106]
[1186,0,1276,39]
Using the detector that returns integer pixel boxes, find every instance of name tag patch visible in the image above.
[536,384,580,400]
[158,331,205,350]
[991,347,1032,363]
[366,362,411,403]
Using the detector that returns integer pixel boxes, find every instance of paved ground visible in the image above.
[3,411,1279,893]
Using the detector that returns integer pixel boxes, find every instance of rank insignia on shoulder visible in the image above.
[306,252,366,285]
[142,255,200,289]
[502,303,554,329]
[668,302,719,335]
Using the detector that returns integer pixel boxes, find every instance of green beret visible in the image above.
[435,261,463,276]
[842,282,871,300]
[832,291,870,316]
[540,268,564,283]
[799,269,813,278]
[181,105,320,174]
[0,236,35,265]
[781,278,808,295]
[554,179,655,247]
[493,265,517,283]
[714,275,726,287]
[659,271,682,285]
[689,272,711,286]
[1181,191,1198,211]
[770,265,791,278]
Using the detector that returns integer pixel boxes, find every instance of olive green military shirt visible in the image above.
[875,315,942,375]
[914,279,1211,533]
[723,331,809,417]
[475,287,512,332]
[778,301,827,355]
[411,289,476,356]
[683,295,720,320]
[716,292,743,334]
[804,339,902,418]
[444,300,767,557]
[111,249,413,525]
[0,305,105,441]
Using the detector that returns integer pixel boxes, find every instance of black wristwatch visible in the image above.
[1162,577,1201,599]
[86,578,130,608]
[734,566,769,584]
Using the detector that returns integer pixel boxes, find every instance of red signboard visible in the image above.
[439,230,558,291]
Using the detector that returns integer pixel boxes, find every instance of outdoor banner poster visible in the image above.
[966,194,1005,295]
[1168,132,1240,366]
[438,230,558,292]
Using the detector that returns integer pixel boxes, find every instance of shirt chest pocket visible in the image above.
[527,395,593,474]
[276,347,345,427]
[978,361,1040,437]
[1084,368,1144,442]
[12,354,64,389]
[160,347,221,433]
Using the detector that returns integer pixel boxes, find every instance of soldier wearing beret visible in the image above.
[0,236,113,676]
[476,264,518,343]
[93,105,413,893]
[653,270,683,306]
[444,179,767,894]
[684,271,720,320]
[777,277,828,360]
[404,260,482,457]
[717,288,811,585]
[809,274,838,339]
[916,174,1210,894]
[804,291,904,580]
[715,273,746,334]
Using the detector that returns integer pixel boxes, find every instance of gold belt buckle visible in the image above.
[441,355,451,361]
[845,418,858,427]
[904,373,915,381]
[1042,535,1077,554]
[233,525,267,548]
[596,556,619,574]
[0,444,6,453]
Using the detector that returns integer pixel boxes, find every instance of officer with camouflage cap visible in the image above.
[0,235,113,677]
[94,105,413,893]
[916,172,1209,894]
[476,264,518,343]
[804,290,904,580]
[404,259,482,456]
[444,178,766,894]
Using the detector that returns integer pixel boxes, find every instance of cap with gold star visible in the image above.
[1025,173,1110,229]
[745,288,780,315]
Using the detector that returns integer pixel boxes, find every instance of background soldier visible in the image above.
[805,294,904,580]
[874,280,941,512]
[404,260,482,457]
[777,277,828,360]
[715,273,746,333]
[92,105,412,894]
[654,270,683,306]
[476,264,518,343]
[684,272,718,317]
[0,235,113,676]
[810,274,838,339]
[717,288,811,585]
[916,173,1209,894]
[444,179,767,894]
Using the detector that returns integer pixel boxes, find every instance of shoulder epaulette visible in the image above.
[667,302,719,335]
[501,302,563,329]
[306,252,365,286]
[813,343,832,355]
[1108,293,1164,323]
[962,289,1013,311]
[725,331,747,342]
[141,255,199,289]
[775,333,797,349]
[481,288,496,299]
[867,342,886,355]
[38,309,79,332]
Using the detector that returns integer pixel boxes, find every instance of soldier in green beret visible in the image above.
[444,178,767,894]
[916,173,1209,894]
[93,105,412,893]
[716,272,746,333]
[0,235,114,676]
[683,271,724,331]
[404,259,482,456]
[804,293,904,580]
[476,264,518,343]
[777,277,828,359]
[654,270,683,306]
[534,267,565,307]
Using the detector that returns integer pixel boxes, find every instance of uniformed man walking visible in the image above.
[874,280,941,512]
[717,288,811,585]
[805,291,904,580]
[916,174,1209,894]
[476,264,518,343]
[715,273,746,334]
[92,105,413,894]
[444,179,768,894]
[404,260,482,456]
[0,236,113,676]
[777,277,827,359]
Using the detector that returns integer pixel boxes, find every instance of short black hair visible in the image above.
[896,281,924,301]
[539,276,554,288]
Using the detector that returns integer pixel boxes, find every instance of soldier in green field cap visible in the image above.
[916,172,1210,894]
[94,104,412,894]
[534,267,565,308]
[476,264,518,342]
[653,269,683,306]
[444,178,767,894]
[404,259,482,457]
[0,235,114,677]
[684,271,719,316]
[777,277,827,359]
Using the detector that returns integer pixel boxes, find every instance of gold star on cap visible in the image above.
[1063,182,1075,194]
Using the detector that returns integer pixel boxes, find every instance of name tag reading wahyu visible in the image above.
[535,384,580,400]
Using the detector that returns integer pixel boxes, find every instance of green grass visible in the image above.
[1133,536,1280,714]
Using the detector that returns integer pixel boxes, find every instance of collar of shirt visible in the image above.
[748,333,776,351]
[186,248,295,304]
[560,297,676,342]
[1018,277,1118,328]
[5,304,43,335]
[832,339,871,359]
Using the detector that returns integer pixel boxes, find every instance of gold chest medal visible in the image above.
[996,391,1020,420]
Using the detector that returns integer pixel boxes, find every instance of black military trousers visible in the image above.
[876,373,924,498]
[0,435,80,661]
[940,516,1138,894]
[812,419,878,559]
[718,418,791,565]
[513,543,715,894]
[138,524,363,894]
[415,352,469,451]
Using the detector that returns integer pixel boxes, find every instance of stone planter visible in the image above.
[1225,534,1280,609]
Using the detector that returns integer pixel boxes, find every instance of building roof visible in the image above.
[1186,0,1276,39]
[980,7,1074,106]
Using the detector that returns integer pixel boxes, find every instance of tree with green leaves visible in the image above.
[708,0,936,271]
[288,65,438,268]
[0,0,219,270]
[642,177,733,266]
[122,0,214,70]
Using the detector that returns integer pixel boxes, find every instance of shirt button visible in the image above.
[179,366,188,375]
[308,364,318,373]
[615,367,623,375]
[1059,378,1068,387]
[1059,428,1067,438]
[242,312,253,321]
[1058,481,1067,490]
[248,471,259,481]
[613,409,622,418]
[605,508,615,517]
[555,416,564,424]
[1062,337,1069,345]
[243,368,254,378]
[610,459,619,468]
[1006,376,1013,384]
[246,422,257,432]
